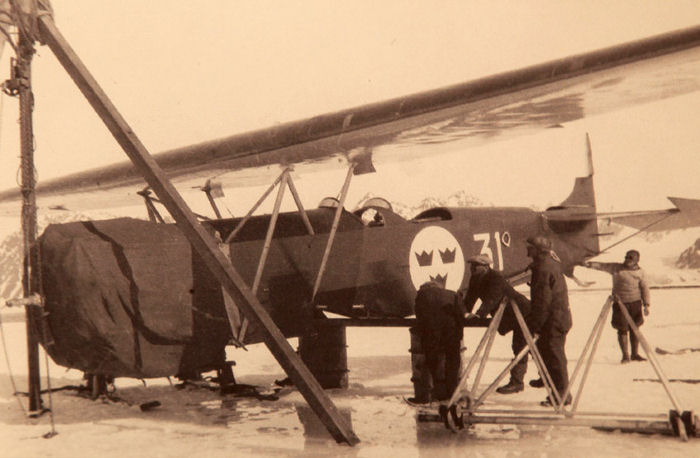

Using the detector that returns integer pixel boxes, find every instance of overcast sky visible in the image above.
[0,0,698,218]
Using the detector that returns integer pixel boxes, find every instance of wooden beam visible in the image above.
[37,16,359,446]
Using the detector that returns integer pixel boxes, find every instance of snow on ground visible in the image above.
[1,288,699,457]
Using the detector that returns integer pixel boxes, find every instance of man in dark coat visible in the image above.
[462,253,532,394]
[414,278,464,404]
[526,236,573,406]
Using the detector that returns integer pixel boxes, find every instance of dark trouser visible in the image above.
[509,327,528,385]
[538,332,569,396]
[612,300,644,331]
[425,338,461,401]
[613,300,644,358]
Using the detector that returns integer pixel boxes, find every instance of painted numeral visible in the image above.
[473,232,504,270]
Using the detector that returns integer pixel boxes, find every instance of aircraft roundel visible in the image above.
[409,226,465,291]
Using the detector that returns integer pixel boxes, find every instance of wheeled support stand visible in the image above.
[414,296,697,441]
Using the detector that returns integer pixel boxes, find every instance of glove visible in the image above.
[643,304,650,316]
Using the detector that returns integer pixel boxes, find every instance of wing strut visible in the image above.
[220,167,315,343]
[36,15,358,445]
[137,187,165,223]
[236,169,289,343]
[312,163,355,302]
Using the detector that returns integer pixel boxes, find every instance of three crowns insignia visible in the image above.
[414,247,456,266]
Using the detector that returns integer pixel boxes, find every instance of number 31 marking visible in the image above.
[473,232,504,270]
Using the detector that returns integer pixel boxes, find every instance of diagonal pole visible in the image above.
[448,299,506,407]
[615,297,684,413]
[311,164,355,301]
[237,170,288,343]
[37,16,358,445]
[472,334,538,410]
[224,170,287,243]
[512,302,563,412]
[286,174,315,236]
[468,303,504,403]
[566,296,613,414]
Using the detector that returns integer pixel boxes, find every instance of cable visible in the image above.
[42,346,56,437]
[0,311,28,416]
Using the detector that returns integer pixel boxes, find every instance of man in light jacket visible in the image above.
[583,250,651,363]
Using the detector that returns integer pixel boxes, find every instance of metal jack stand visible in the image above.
[440,295,697,441]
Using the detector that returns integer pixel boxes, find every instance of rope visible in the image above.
[0,311,28,416]
[8,0,54,45]
[599,213,675,255]
[0,91,4,147]
[41,347,56,437]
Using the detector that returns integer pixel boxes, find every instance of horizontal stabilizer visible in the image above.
[601,197,700,232]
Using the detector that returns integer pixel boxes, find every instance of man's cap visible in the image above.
[467,253,492,266]
[625,249,640,260]
[527,236,552,252]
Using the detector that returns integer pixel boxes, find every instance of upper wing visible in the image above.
[1,25,699,211]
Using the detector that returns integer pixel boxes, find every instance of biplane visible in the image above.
[0,1,699,445]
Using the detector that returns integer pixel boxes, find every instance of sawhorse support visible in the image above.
[449,298,561,413]
[441,295,696,441]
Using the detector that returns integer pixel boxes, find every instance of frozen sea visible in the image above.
[1,288,699,458]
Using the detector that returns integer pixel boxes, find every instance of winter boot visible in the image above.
[496,380,524,394]
[618,332,631,364]
[540,393,572,407]
[630,332,646,361]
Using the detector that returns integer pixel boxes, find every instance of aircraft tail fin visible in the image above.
[543,134,600,258]
[558,133,597,209]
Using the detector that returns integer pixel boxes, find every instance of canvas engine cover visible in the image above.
[37,218,231,379]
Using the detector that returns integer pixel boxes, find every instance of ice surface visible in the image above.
[1,289,699,457]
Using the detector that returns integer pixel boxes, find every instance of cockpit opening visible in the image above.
[318,197,340,209]
[359,197,393,212]
[411,208,453,222]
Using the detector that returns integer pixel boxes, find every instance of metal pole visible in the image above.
[14,25,42,414]
[512,302,563,411]
[311,164,355,301]
[204,189,222,219]
[568,297,613,413]
[473,335,538,410]
[616,298,685,413]
[224,171,286,243]
[37,17,358,445]
[286,175,314,236]
[448,298,506,407]
[566,296,612,391]
[469,304,503,402]
[237,170,288,343]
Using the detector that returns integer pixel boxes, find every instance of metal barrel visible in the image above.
[299,325,349,389]
[409,327,432,402]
